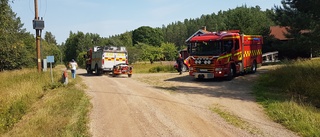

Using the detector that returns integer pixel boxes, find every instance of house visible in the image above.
[268,26,312,59]
[269,26,310,41]
[269,26,289,41]
[185,26,210,43]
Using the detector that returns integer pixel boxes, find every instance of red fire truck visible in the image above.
[188,30,262,80]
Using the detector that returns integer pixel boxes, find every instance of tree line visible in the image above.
[1,0,319,71]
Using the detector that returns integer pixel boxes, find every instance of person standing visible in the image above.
[176,54,184,75]
[69,59,78,79]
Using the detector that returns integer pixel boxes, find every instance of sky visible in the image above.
[10,0,282,44]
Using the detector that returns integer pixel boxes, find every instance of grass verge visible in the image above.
[254,59,320,137]
[132,61,177,73]
[210,105,261,135]
[0,67,91,137]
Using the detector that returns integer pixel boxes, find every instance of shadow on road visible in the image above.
[165,67,268,83]
[150,68,272,102]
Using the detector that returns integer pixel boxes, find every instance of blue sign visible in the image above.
[47,56,54,63]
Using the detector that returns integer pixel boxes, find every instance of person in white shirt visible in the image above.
[69,59,78,79]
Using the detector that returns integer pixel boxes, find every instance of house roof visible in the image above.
[270,26,289,40]
[189,33,221,42]
[185,29,210,42]
[270,26,311,41]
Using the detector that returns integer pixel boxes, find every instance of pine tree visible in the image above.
[0,0,32,71]
[273,0,320,58]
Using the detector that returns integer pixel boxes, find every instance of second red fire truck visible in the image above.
[85,46,132,77]
[187,30,262,80]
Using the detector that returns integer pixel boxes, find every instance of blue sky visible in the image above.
[11,0,281,44]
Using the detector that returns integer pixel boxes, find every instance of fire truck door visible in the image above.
[240,34,245,71]
[104,52,115,69]
[233,39,241,62]
[114,52,127,65]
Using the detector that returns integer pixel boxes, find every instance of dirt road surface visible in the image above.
[79,66,299,137]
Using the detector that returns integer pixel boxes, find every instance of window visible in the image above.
[235,39,240,50]
[189,41,222,56]
[222,40,233,53]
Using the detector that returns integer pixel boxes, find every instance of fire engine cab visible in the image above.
[188,30,262,80]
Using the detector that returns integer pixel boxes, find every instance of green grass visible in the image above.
[254,59,320,137]
[132,61,177,73]
[210,105,261,135]
[0,67,91,137]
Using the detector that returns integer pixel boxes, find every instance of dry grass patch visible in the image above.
[210,104,262,135]
[0,67,91,137]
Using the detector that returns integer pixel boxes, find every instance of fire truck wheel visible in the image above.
[128,74,132,78]
[226,66,234,81]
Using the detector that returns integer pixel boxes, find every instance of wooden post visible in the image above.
[34,0,41,72]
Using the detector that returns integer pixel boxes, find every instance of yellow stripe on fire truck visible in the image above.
[252,49,262,56]
[234,52,241,56]
[243,49,262,58]
[244,51,250,58]
[115,58,126,61]
[222,36,240,40]
[217,54,232,63]
[105,57,114,61]
[234,52,242,60]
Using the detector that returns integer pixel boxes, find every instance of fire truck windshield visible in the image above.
[189,41,227,56]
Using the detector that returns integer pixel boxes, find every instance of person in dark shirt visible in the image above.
[176,54,184,75]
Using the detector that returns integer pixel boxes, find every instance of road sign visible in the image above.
[47,56,54,63]
[46,56,54,83]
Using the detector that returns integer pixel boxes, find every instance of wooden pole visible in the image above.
[34,0,41,72]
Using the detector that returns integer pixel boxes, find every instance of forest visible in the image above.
[1,0,319,71]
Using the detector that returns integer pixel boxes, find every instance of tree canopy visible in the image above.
[0,0,34,71]
[273,0,320,58]
[132,26,164,47]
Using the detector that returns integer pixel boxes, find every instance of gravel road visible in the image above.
[79,66,299,137]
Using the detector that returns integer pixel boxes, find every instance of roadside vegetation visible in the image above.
[132,61,177,73]
[254,59,320,137]
[210,105,261,135]
[0,66,91,137]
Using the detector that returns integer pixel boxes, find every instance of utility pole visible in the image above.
[33,0,44,72]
